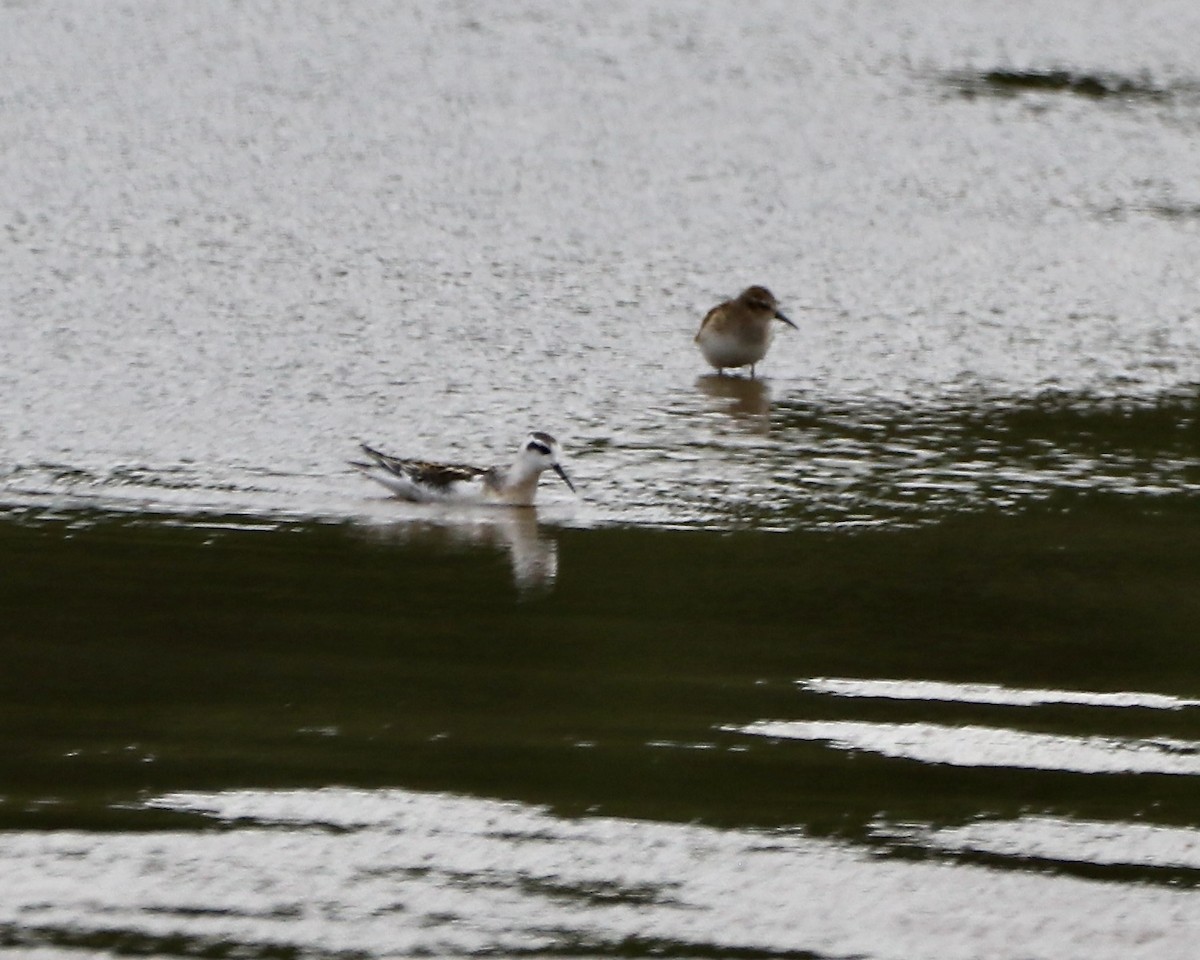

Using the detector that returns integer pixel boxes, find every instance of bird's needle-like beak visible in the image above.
[774,310,798,330]
[553,463,577,493]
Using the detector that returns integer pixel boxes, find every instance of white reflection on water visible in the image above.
[1,787,1197,960]
[875,816,1200,871]
[800,677,1200,710]
[354,508,559,596]
[731,720,1200,776]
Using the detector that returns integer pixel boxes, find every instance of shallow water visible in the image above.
[3,1,1200,957]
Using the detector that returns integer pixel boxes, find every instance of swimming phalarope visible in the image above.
[694,285,796,377]
[352,432,576,506]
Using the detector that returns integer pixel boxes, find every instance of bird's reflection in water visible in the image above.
[495,509,558,597]
[695,374,772,431]
[356,508,559,598]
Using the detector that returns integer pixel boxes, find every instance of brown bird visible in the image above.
[694,285,796,377]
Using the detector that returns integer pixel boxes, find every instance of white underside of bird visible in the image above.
[695,324,774,370]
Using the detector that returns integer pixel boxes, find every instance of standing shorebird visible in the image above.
[694,285,796,377]
[351,432,575,507]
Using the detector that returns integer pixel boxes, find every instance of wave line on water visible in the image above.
[873,815,1200,872]
[729,720,1200,776]
[798,677,1200,711]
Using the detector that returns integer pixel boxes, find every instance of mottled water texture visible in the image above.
[4,0,1200,530]
[6,787,1200,960]
[3,0,1200,957]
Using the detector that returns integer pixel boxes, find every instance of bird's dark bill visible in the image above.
[553,464,577,493]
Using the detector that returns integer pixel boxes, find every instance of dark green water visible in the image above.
[5,494,1199,860]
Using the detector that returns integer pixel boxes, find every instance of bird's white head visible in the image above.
[519,432,576,492]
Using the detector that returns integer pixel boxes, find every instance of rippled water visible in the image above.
[5,0,1200,530]
[7,786,1200,960]
[3,0,1200,957]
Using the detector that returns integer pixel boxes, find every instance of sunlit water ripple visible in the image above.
[3,1,1200,532]
[3,788,1198,960]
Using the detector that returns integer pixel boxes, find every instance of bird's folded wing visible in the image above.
[359,444,489,489]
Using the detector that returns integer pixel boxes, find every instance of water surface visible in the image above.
[3,0,1200,957]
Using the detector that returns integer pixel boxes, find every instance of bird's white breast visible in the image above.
[697,324,773,369]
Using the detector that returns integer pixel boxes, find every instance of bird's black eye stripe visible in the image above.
[527,441,552,456]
